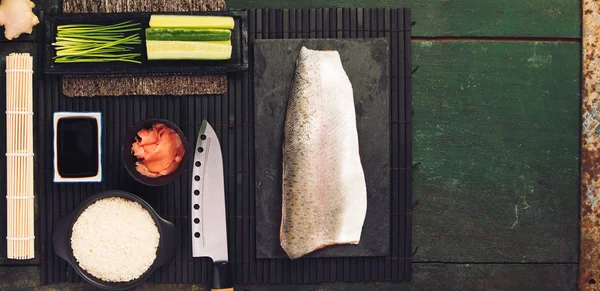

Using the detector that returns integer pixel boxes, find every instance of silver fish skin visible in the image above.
[280,46,368,259]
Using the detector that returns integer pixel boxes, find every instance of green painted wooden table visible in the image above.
[0,0,581,290]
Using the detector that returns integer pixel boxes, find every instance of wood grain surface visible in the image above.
[580,0,599,289]
[0,0,583,289]
[411,40,580,263]
[229,0,580,38]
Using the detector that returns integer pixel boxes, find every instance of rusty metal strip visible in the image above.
[582,1,600,289]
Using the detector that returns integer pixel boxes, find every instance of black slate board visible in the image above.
[254,38,390,259]
[43,11,248,75]
[40,8,412,285]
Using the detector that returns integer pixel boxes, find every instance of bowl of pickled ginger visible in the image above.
[122,119,187,186]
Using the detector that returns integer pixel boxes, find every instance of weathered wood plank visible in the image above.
[11,263,576,290]
[0,266,38,290]
[580,1,600,290]
[228,0,580,38]
[412,41,580,263]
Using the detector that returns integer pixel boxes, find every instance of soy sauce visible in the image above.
[56,117,99,178]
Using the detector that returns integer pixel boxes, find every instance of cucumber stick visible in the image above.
[146,41,232,60]
[146,28,231,41]
[149,15,235,29]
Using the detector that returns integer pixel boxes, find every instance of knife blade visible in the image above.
[191,120,233,291]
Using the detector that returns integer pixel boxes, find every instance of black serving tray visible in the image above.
[44,11,248,75]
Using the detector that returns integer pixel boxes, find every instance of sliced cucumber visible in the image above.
[149,15,235,29]
[201,40,232,45]
[146,40,232,60]
[146,28,231,41]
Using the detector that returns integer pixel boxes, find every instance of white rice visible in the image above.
[71,197,160,282]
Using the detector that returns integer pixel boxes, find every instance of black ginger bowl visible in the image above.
[121,119,188,186]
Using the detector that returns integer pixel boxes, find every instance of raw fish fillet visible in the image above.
[280,47,368,259]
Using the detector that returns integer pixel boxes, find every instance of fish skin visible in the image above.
[280,47,368,259]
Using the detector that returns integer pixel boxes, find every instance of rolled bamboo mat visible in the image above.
[5,53,35,260]
[61,0,227,97]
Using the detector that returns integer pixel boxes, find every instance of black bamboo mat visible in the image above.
[39,8,412,284]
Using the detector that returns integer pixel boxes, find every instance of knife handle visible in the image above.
[212,261,233,291]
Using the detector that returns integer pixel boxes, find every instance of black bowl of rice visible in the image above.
[53,190,176,290]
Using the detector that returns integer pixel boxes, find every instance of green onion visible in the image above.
[52,21,142,64]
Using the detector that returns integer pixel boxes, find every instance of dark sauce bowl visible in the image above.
[53,190,176,290]
[122,119,188,186]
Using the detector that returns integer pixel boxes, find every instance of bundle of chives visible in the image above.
[52,21,142,64]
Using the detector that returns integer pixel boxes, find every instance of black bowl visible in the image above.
[122,119,188,186]
[53,190,176,290]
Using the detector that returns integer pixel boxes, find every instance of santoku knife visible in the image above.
[191,120,232,291]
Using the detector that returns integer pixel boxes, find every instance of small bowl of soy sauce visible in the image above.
[54,112,103,183]
[122,119,188,186]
